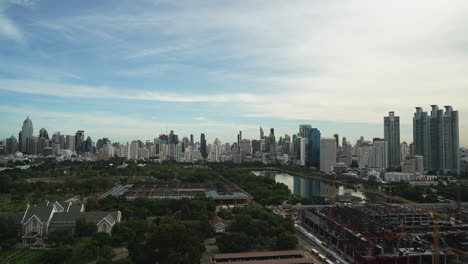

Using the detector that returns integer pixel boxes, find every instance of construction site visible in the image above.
[300,204,468,264]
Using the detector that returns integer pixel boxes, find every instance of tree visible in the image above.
[217,232,251,253]
[276,232,298,250]
[42,248,72,264]
[47,228,74,246]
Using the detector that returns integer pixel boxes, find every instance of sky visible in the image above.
[0,0,467,146]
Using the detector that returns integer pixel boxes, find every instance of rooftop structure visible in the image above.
[103,183,252,204]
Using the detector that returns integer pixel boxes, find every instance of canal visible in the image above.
[252,170,368,202]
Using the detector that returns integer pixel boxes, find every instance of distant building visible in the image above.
[240,139,251,160]
[130,140,139,160]
[400,141,410,163]
[369,138,388,170]
[320,138,336,173]
[200,133,208,159]
[210,216,230,234]
[384,172,416,182]
[75,130,85,153]
[384,111,400,168]
[6,136,18,154]
[21,117,33,153]
[39,128,49,140]
[402,155,424,175]
[413,105,460,174]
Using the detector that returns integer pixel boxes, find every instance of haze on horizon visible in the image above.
[0,0,467,146]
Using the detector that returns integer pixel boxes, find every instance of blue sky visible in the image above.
[0,0,467,145]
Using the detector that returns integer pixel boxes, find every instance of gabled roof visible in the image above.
[50,211,120,225]
[210,215,228,226]
[22,206,54,224]
[68,204,84,213]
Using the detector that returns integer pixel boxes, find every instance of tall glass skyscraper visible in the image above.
[308,128,321,169]
[384,111,400,168]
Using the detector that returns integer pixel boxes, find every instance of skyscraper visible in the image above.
[307,128,321,168]
[75,130,85,153]
[413,105,459,174]
[200,133,207,159]
[384,111,400,168]
[21,117,33,153]
[6,136,18,154]
[237,131,242,145]
[39,128,49,140]
[333,133,339,149]
[260,127,264,139]
[320,138,336,172]
[299,124,312,138]
[268,128,276,155]
[190,134,194,146]
[369,138,388,169]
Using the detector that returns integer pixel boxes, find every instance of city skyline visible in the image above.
[0,110,466,148]
[1,1,468,146]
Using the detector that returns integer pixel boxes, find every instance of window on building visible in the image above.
[102,223,107,233]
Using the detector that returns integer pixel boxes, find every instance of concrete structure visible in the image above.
[369,138,388,169]
[413,105,460,174]
[384,111,400,168]
[384,172,416,182]
[320,138,336,173]
[300,204,467,264]
[402,155,424,175]
[105,183,252,205]
[400,141,410,163]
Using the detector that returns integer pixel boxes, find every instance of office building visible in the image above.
[307,128,321,168]
[200,133,207,159]
[6,136,18,154]
[39,128,49,140]
[384,111,401,168]
[75,130,85,153]
[21,117,33,153]
[320,138,336,172]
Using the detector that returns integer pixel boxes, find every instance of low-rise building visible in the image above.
[0,201,121,247]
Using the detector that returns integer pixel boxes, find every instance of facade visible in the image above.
[130,140,139,160]
[320,138,336,173]
[402,155,424,174]
[369,138,388,169]
[239,139,251,159]
[0,201,121,247]
[6,136,18,154]
[200,133,207,159]
[75,130,85,153]
[413,105,460,174]
[384,111,400,168]
[210,216,230,234]
[400,141,410,163]
[307,128,321,168]
[384,172,416,182]
[21,117,33,153]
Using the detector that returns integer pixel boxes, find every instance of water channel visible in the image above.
[252,170,368,201]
